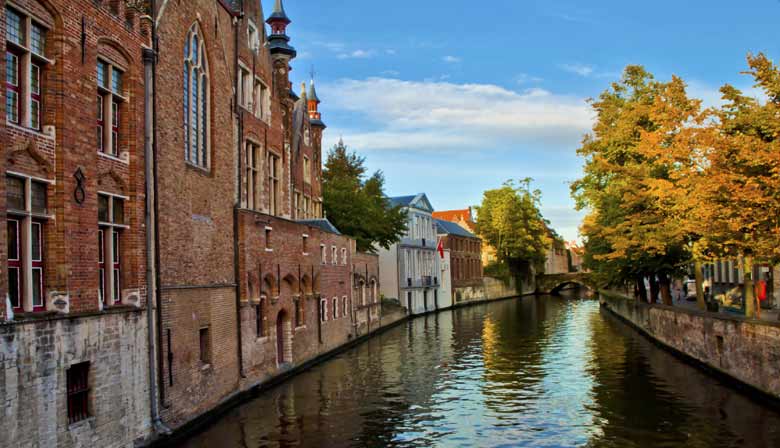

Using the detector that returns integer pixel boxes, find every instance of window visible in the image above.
[265,227,272,251]
[184,24,209,168]
[256,301,264,337]
[98,194,127,307]
[245,141,261,210]
[341,248,347,266]
[332,297,338,320]
[97,59,125,156]
[267,152,280,215]
[253,79,269,120]
[7,175,49,312]
[331,246,337,266]
[302,234,308,254]
[320,298,327,322]
[342,296,349,318]
[67,362,90,425]
[199,327,211,364]
[303,156,311,184]
[5,6,48,129]
[239,65,251,109]
[320,244,326,264]
[247,21,259,51]
[294,298,303,328]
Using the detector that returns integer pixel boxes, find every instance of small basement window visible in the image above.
[199,327,211,365]
[67,362,90,424]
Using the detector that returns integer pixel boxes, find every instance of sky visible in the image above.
[271,0,780,241]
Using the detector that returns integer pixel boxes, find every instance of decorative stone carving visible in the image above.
[46,291,70,314]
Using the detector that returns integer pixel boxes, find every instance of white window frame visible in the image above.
[331,246,337,266]
[6,173,53,313]
[183,23,210,169]
[98,191,129,308]
[341,248,347,266]
[320,244,326,265]
[96,57,127,161]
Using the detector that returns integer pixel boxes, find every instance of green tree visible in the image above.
[572,66,695,305]
[475,179,550,271]
[322,140,407,252]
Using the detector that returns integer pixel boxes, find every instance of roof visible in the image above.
[386,193,434,212]
[387,195,417,208]
[267,0,291,24]
[432,209,473,224]
[299,218,341,235]
[308,79,321,103]
[435,219,477,239]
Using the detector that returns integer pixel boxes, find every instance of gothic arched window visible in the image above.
[183,24,209,168]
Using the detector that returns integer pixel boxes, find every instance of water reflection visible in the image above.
[177,293,780,448]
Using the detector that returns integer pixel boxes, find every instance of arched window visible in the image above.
[183,24,209,168]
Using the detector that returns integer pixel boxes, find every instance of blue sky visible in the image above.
[272,0,780,241]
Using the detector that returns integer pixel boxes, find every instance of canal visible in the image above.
[176,292,780,447]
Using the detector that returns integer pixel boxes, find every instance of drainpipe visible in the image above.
[143,39,170,435]
[233,9,246,379]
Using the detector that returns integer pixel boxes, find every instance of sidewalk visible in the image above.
[675,298,779,322]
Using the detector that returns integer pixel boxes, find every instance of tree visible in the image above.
[687,54,780,317]
[475,179,550,271]
[322,140,407,253]
[572,66,695,305]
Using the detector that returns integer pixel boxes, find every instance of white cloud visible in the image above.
[319,77,593,153]
[380,70,401,77]
[516,73,544,84]
[442,55,462,63]
[561,63,595,77]
[385,49,397,55]
[337,49,375,59]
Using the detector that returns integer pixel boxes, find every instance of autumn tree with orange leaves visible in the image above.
[575,54,780,318]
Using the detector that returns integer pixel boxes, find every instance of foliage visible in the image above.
[475,179,550,271]
[573,54,780,314]
[571,66,699,302]
[322,140,407,253]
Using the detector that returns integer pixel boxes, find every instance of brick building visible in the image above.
[0,1,390,444]
[433,207,497,267]
[150,0,380,432]
[435,218,483,304]
[0,1,152,446]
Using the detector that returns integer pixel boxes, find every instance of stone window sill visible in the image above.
[68,417,95,432]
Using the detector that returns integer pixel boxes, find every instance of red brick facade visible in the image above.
[152,0,376,430]
[0,1,152,446]
[0,1,389,443]
[440,234,483,288]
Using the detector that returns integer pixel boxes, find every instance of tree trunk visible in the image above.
[636,275,647,302]
[744,257,756,319]
[659,272,673,306]
[694,259,706,311]
[649,274,659,304]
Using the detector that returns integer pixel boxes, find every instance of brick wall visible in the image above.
[153,0,240,429]
[0,1,151,446]
[440,234,483,288]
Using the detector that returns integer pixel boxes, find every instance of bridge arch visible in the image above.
[536,273,596,296]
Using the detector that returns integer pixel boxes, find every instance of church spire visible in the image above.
[266,0,296,60]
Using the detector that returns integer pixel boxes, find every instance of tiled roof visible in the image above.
[432,209,472,223]
[387,195,417,208]
[435,219,477,238]
[299,218,342,235]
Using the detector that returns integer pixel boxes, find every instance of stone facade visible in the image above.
[601,291,780,400]
[378,194,443,315]
[0,1,151,446]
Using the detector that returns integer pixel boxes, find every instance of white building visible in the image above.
[378,194,443,315]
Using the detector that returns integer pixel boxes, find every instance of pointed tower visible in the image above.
[267,0,296,99]
[266,0,296,60]
[307,78,325,126]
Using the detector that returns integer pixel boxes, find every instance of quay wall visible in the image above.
[600,291,780,400]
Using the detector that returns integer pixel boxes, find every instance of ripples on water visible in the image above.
[177,292,780,448]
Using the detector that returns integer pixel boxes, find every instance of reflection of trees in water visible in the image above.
[584,310,780,448]
[479,297,571,416]
[179,298,780,448]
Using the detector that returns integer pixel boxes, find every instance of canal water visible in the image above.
[176,291,780,448]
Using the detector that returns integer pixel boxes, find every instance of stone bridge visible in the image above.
[536,272,597,295]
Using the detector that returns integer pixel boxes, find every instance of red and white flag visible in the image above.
[437,238,444,258]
